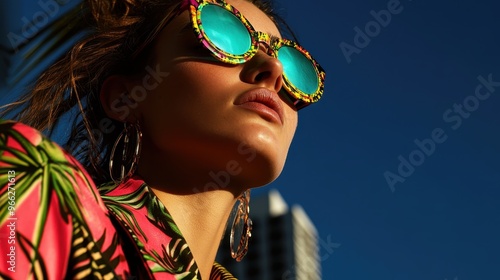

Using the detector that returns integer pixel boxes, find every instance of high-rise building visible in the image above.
[217,189,321,280]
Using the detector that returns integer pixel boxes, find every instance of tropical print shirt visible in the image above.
[0,120,236,279]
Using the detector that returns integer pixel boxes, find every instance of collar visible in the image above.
[100,176,236,279]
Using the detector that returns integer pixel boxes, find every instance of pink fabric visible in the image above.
[0,120,235,279]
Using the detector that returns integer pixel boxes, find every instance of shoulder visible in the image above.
[0,119,105,213]
[0,120,130,279]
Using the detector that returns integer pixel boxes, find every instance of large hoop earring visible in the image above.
[230,189,253,261]
[109,122,142,184]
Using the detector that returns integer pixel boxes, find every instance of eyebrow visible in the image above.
[180,23,283,41]
[177,17,284,43]
[269,34,282,42]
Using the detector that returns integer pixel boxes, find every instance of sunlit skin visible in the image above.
[101,0,298,278]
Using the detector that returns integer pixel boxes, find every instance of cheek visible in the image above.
[266,110,298,181]
[145,63,226,113]
[282,110,298,153]
[283,104,298,137]
[138,63,238,142]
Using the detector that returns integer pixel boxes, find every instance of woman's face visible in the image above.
[127,0,298,190]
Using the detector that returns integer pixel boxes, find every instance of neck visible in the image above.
[137,139,247,279]
[149,186,238,280]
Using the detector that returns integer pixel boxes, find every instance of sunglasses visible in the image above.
[186,0,325,110]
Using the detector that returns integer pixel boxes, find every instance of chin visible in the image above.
[228,128,291,188]
[233,148,288,189]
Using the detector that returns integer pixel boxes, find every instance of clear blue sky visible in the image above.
[1,0,499,279]
[264,0,500,279]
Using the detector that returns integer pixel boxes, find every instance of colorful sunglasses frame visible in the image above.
[186,0,325,110]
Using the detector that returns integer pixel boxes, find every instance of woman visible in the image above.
[0,0,325,278]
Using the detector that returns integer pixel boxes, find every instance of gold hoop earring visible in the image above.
[230,189,253,261]
[109,122,142,184]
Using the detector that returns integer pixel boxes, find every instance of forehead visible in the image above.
[225,0,281,37]
[165,0,281,38]
[153,0,282,55]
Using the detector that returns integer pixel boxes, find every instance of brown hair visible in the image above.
[1,0,296,185]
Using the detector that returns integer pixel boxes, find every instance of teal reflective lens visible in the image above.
[278,46,319,95]
[201,5,251,55]
[192,0,325,109]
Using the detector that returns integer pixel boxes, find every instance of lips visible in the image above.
[234,88,284,125]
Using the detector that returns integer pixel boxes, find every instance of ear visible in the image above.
[100,75,137,123]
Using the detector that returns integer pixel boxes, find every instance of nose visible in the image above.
[240,49,284,93]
